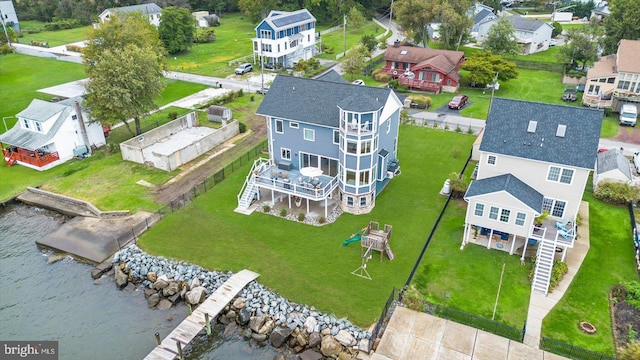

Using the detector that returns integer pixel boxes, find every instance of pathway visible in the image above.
[523,201,591,347]
[144,269,260,360]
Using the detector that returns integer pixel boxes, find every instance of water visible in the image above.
[0,203,279,359]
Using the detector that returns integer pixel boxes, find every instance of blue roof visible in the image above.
[464,174,543,213]
[480,98,603,169]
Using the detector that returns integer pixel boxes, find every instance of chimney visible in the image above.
[394,39,400,48]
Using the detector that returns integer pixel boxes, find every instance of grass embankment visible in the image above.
[18,22,92,47]
[316,21,386,61]
[138,126,475,326]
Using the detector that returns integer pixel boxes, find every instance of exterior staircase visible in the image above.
[532,239,556,294]
[237,177,258,210]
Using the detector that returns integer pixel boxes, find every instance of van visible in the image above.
[234,63,253,75]
[619,104,638,126]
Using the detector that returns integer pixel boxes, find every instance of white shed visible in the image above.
[594,148,632,190]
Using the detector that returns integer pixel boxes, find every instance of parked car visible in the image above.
[256,86,269,95]
[561,88,577,102]
[549,39,558,47]
[619,103,638,127]
[234,63,253,75]
[448,94,469,110]
[352,79,365,86]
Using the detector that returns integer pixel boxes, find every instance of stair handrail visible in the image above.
[237,158,272,204]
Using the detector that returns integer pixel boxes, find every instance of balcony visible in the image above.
[2,147,60,168]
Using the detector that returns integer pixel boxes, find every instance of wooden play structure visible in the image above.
[361,221,395,261]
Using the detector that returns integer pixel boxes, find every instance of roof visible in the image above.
[383,46,464,75]
[0,99,77,150]
[507,15,548,32]
[260,9,315,31]
[480,98,603,169]
[464,174,543,213]
[587,54,617,78]
[474,9,494,25]
[596,148,632,179]
[617,40,640,74]
[100,3,162,17]
[315,69,348,84]
[257,76,400,127]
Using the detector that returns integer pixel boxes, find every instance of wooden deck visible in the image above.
[144,269,260,360]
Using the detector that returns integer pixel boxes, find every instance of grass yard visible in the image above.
[316,21,386,60]
[137,126,475,327]
[156,80,210,107]
[542,191,638,355]
[18,23,92,47]
[411,199,532,328]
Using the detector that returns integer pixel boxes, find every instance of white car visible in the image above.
[352,79,365,86]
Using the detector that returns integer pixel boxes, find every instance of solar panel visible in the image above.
[271,11,312,27]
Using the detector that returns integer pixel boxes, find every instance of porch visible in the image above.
[2,145,60,168]
[397,76,442,93]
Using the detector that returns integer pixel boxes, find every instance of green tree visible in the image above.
[436,0,473,50]
[604,0,640,54]
[238,0,278,23]
[83,13,166,136]
[347,6,366,29]
[462,51,518,86]
[482,17,521,56]
[551,21,563,38]
[393,0,437,47]
[360,34,377,52]
[159,6,196,54]
[556,29,599,70]
[342,44,370,79]
[0,25,17,46]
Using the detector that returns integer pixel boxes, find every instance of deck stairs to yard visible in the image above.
[532,239,556,294]
[237,176,258,209]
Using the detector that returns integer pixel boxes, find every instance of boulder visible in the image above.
[241,328,252,339]
[153,279,169,290]
[308,332,322,348]
[157,299,173,310]
[168,293,180,304]
[237,307,251,325]
[251,333,268,342]
[270,326,293,348]
[179,285,188,300]
[357,338,371,352]
[304,316,317,334]
[144,288,157,298]
[232,297,246,309]
[114,266,128,288]
[163,281,179,297]
[226,310,237,319]
[147,271,157,282]
[191,277,200,288]
[300,349,323,360]
[321,328,331,336]
[223,322,237,338]
[124,282,136,291]
[259,319,275,335]
[297,333,308,347]
[185,286,206,305]
[334,329,356,347]
[321,335,342,357]
[147,293,160,308]
[249,314,267,333]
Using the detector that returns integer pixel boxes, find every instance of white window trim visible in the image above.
[333,129,340,145]
[289,122,299,129]
[474,203,484,217]
[487,155,497,165]
[281,147,291,160]
[547,165,574,185]
[515,212,526,227]
[304,128,315,141]
[275,119,284,134]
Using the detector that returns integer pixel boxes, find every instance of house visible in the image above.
[0,0,19,32]
[462,98,603,294]
[593,148,633,190]
[590,3,610,23]
[380,43,465,93]
[582,39,640,111]
[252,9,317,69]
[0,98,106,171]
[477,16,553,54]
[470,3,496,35]
[98,3,162,27]
[236,72,403,217]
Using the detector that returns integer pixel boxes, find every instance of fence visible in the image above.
[113,139,269,249]
[510,59,564,73]
[627,202,640,273]
[369,288,398,352]
[362,56,385,77]
[540,337,616,360]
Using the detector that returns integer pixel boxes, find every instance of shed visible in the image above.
[593,148,632,190]
[208,106,232,124]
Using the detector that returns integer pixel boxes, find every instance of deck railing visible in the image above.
[3,148,60,167]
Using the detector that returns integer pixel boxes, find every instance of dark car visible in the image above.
[448,94,469,109]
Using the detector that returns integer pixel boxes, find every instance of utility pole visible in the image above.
[260,39,264,93]
[343,14,346,56]
[488,72,499,116]
[0,8,12,47]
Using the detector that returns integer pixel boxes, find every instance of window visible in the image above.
[607,77,615,83]
[587,85,600,95]
[515,212,526,226]
[359,170,370,185]
[289,122,299,129]
[347,141,357,154]
[559,169,574,184]
[35,122,42,132]
[474,203,484,217]
[500,209,510,223]
[489,206,499,220]
[304,128,315,141]
[361,140,371,154]
[386,120,391,133]
[618,81,630,90]
[72,115,78,120]
[547,166,561,181]
[333,129,340,144]
[347,197,354,206]
[275,119,283,133]
[260,30,272,39]
[430,73,440,82]
[22,119,29,129]
[542,198,566,218]
[360,197,367,207]
[281,148,291,160]
[487,155,496,165]
[547,166,573,184]
[346,171,356,185]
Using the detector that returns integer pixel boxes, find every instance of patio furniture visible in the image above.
[559,228,574,240]
[555,219,569,230]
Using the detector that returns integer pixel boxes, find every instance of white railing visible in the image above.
[237,158,272,207]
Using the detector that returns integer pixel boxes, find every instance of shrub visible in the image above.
[372,68,391,82]
[44,19,81,31]
[196,28,216,43]
[552,22,563,38]
[318,216,326,224]
[262,204,271,212]
[65,45,83,53]
[321,44,334,54]
[250,95,254,102]
[238,122,247,133]
[407,95,432,107]
[167,111,178,120]
[297,212,305,222]
[402,285,425,312]
[280,208,287,217]
[549,260,568,291]
[624,281,640,310]
[0,44,14,54]
[455,126,462,133]
[619,340,640,360]
[467,127,474,135]
[594,182,640,205]
[448,172,468,197]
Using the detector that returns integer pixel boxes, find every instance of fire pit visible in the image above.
[579,321,597,334]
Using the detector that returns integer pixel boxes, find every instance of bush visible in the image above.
[402,285,425,312]
[167,111,178,120]
[594,182,640,205]
[280,208,287,217]
[321,44,334,54]
[619,340,640,360]
[196,28,216,43]
[549,260,568,291]
[262,204,271,212]
[407,95,432,107]
[65,45,83,53]
[297,212,305,222]
[624,281,640,310]
[318,216,326,224]
[0,44,14,54]
[44,19,81,31]
[448,172,468,197]
[238,122,247,133]
[552,22,563,38]
[196,90,244,108]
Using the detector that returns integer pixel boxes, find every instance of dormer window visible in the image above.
[35,122,42,132]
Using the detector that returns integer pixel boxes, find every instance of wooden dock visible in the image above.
[144,269,260,360]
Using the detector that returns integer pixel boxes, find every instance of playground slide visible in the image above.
[342,230,363,246]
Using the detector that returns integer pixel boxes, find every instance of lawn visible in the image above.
[542,191,638,355]
[137,126,476,327]
[156,80,210,107]
[316,21,386,60]
[18,22,92,47]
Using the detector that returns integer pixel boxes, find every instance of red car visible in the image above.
[448,94,469,110]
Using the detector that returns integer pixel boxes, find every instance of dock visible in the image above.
[144,269,260,360]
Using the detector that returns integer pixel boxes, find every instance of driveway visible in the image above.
[433,102,473,116]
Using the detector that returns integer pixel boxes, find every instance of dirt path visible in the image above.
[152,113,266,205]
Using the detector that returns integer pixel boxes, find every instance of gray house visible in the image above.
[463,98,602,294]
[99,3,162,27]
[477,16,553,54]
[236,72,403,216]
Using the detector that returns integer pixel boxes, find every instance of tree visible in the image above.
[347,6,366,29]
[360,34,377,53]
[393,0,437,47]
[556,29,599,70]
[482,17,521,56]
[551,21,563,38]
[604,0,640,54]
[342,44,370,79]
[435,0,472,50]
[0,25,17,46]
[462,51,518,86]
[159,6,196,54]
[83,13,167,136]
[238,0,278,23]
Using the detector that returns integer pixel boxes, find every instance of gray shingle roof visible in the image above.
[262,9,315,32]
[464,173,543,213]
[315,69,348,84]
[103,3,162,15]
[474,9,493,25]
[257,76,397,127]
[597,148,632,179]
[16,99,67,122]
[0,99,74,150]
[480,98,603,169]
[507,15,547,32]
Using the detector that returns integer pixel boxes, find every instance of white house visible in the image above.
[462,98,603,294]
[477,15,553,54]
[252,9,317,69]
[593,148,633,190]
[98,3,162,27]
[0,0,19,32]
[0,98,106,171]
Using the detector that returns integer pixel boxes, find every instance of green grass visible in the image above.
[156,79,210,107]
[18,24,92,47]
[542,191,638,355]
[601,115,620,138]
[316,21,386,60]
[0,54,86,133]
[137,126,475,326]
[106,106,195,145]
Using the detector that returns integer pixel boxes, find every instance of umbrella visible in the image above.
[300,167,323,178]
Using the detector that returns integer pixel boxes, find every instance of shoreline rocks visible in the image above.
[108,245,374,358]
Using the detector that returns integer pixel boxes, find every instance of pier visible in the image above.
[144,269,260,360]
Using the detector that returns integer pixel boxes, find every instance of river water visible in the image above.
[0,203,279,359]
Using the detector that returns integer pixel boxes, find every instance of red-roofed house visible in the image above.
[381,43,465,94]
